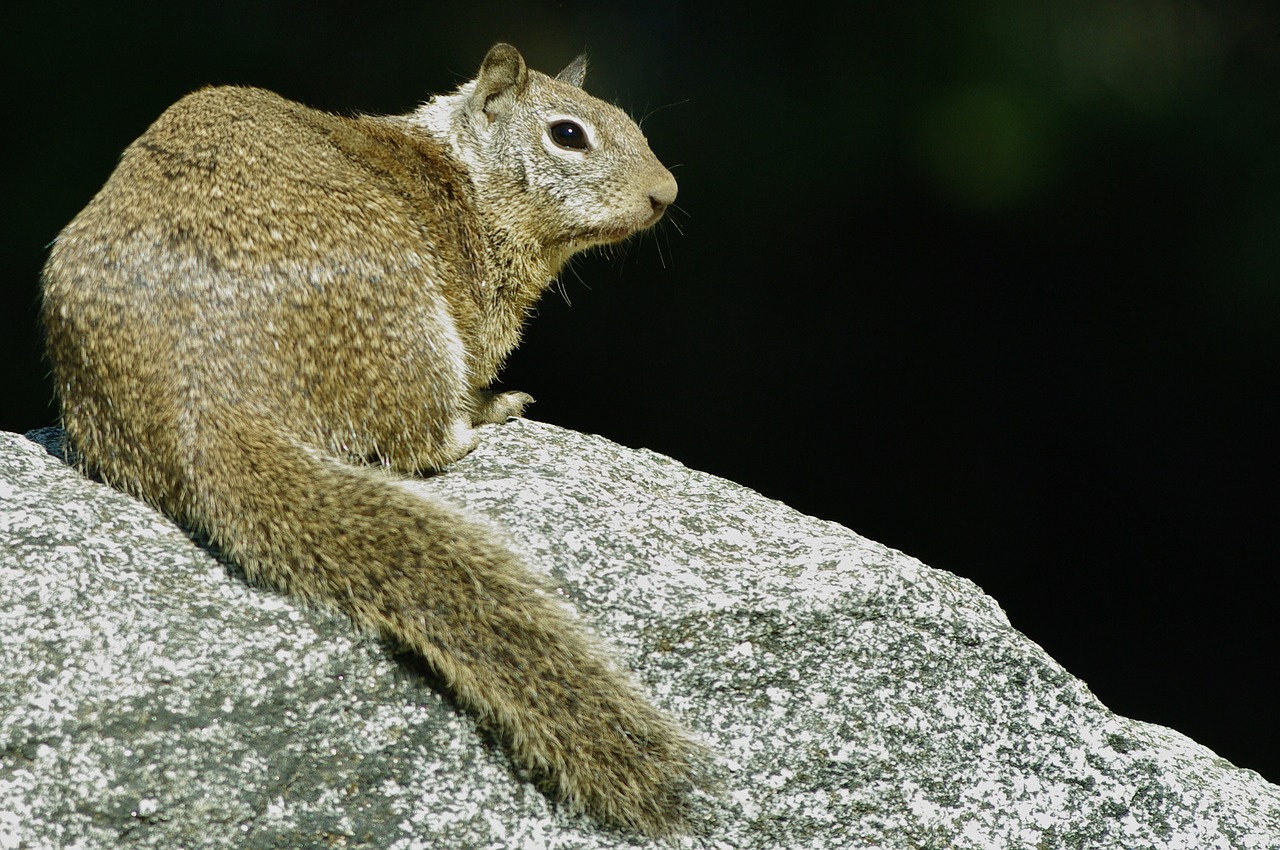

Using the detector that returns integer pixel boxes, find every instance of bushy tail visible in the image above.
[190,418,704,835]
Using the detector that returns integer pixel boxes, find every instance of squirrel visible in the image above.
[40,43,703,836]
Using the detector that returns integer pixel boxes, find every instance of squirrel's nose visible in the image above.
[648,171,678,218]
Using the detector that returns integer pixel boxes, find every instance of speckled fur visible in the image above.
[40,44,699,836]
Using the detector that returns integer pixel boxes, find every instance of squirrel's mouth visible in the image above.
[588,223,642,245]
[641,207,669,230]
[571,208,663,248]
[600,225,636,242]
[607,208,667,242]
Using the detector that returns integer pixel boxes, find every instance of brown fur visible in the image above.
[41,44,700,835]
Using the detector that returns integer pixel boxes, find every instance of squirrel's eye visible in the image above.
[549,120,589,151]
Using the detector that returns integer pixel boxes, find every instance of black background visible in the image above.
[5,3,1277,784]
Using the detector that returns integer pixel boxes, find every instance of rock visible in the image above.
[1,422,1277,849]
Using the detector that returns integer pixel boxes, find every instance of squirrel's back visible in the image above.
[46,82,491,480]
[41,44,700,836]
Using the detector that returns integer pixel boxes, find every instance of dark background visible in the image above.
[5,3,1277,784]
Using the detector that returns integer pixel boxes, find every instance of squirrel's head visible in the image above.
[418,43,677,260]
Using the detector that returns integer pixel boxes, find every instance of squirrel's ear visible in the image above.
[473,43,529,120]
[555,53,588,88]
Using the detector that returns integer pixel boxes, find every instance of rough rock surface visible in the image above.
[1,421,1277,850]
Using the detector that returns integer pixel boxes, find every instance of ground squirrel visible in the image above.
[40,43,702,836]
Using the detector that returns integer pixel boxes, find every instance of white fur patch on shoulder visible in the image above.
[410,89,488,172]
[411,90,468,139]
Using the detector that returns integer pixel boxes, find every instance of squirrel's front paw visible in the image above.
[473,389,535,424]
